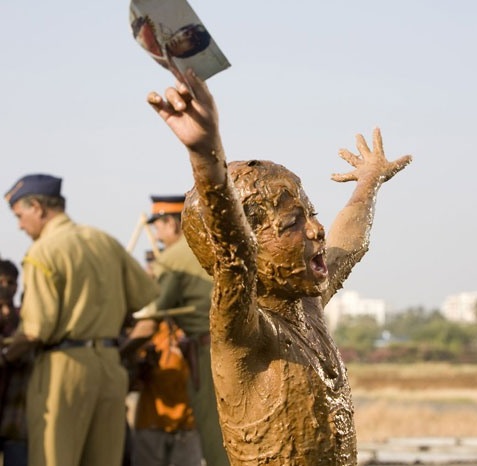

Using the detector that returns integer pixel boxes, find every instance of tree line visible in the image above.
[333,307,477,363]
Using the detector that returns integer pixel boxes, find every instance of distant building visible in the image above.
[441,292,477,323]
[324,290,388,332]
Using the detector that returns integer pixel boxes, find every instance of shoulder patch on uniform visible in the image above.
[23,256,53,277]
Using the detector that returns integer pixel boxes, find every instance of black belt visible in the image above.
[43,338,119,351]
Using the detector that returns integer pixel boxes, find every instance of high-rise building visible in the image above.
[324,291,388,332]
[441,292,477,323]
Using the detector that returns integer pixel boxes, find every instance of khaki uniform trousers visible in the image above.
[27,346,128,466]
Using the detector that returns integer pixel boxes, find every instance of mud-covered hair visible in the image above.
[182,160,302,275]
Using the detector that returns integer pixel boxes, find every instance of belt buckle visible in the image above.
[84,339,95,348]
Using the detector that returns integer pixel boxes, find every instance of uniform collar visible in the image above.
[39,212,72,240]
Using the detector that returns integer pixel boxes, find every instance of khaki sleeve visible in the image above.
[20,255,61,341]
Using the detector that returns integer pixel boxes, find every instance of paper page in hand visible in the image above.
[130,0,231,86]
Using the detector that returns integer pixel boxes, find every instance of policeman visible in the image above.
[132,195,229,466]
[2,174,160,466]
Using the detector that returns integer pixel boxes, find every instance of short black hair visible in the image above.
[167,24,211,58]
[0,259,19,279]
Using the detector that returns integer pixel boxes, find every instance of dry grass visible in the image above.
[348,363,477,443]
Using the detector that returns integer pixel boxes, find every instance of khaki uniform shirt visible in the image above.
[20,213,159,343]
[152,235,212,336]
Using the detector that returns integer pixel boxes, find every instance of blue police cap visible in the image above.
[146,195,185,224]
[5,174,63,207]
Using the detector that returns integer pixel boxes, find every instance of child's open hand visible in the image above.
[331,128,412,183]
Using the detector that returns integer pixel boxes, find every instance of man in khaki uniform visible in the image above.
[1,174,159,466]
[128,195,229,466]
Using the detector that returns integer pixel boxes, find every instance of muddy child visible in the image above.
[147,70,412,465]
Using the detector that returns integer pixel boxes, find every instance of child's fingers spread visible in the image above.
[185,69,212,103]
[355,134,371,157]
[372,127,384,156]
[164,87,187,111]
[338,149,361,167]
[394,155,413,171]
[331,171,357,183]
[177,82,193,104]
[147,91,176,119]
[147,91,162,105]
[146,91,165,115]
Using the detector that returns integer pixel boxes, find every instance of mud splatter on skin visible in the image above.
[151,70,412,464]
[183,161,358,465]
[179,115,413,463]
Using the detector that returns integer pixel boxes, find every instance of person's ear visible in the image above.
[173,217,182,234]
[30,199,47,218]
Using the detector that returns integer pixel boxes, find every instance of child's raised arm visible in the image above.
[323,128,412,305]
[147,71,257,342]
[147,70,251,243]
[147,70,225,185]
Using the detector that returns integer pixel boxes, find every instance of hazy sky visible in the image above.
[1,1,476,311]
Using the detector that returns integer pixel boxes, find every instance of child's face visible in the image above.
[255,182,328,298]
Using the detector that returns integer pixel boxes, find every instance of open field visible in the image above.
[348,363,477,443]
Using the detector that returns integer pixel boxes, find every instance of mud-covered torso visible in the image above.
[213,299,357,466]
[184,161,358,464]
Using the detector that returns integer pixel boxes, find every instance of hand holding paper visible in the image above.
[130,0,230,84]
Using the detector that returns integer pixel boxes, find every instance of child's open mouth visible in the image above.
[310,252,328,282]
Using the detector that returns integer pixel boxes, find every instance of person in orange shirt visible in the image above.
[120,195,208,466]
[128,317,202,466]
